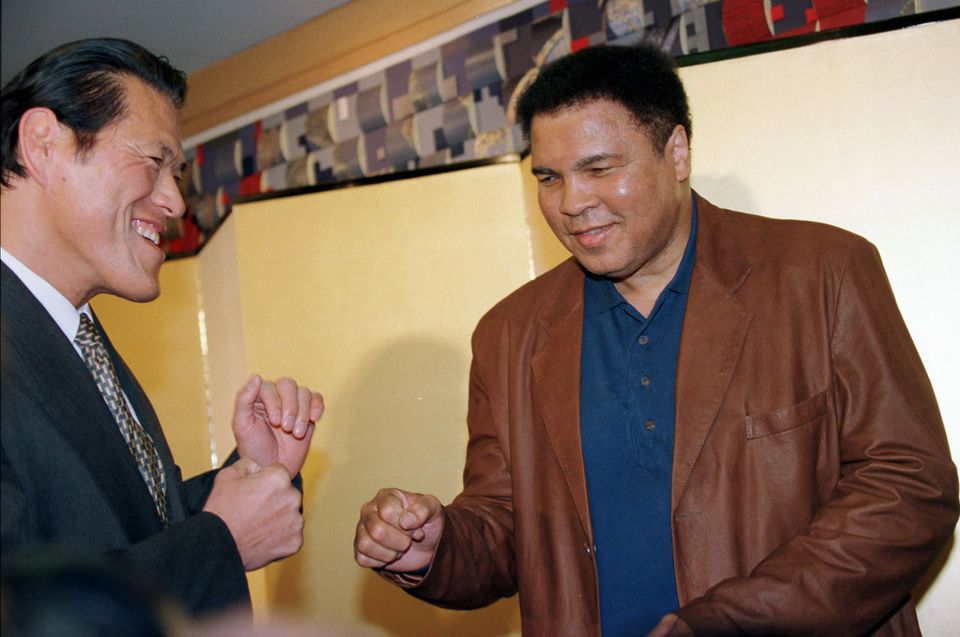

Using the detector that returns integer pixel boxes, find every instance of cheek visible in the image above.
[540,212,575,246]
[610,175,633,200]
[538,191,563,224]
[541,212,564,236]
[537,187,555,213]
[610,169,657,203]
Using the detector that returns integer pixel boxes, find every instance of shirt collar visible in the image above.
[1,247,92,343]
[667,196,698,295]
[583,197,699,316]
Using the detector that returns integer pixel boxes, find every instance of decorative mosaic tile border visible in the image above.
[163,0,957,256]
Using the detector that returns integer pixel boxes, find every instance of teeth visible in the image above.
[133,222,160,246]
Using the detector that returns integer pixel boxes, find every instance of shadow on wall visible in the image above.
[266,336,522,635]
[264,445,331,614]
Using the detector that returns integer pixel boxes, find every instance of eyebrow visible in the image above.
[531,152,624,176]
[160,143,185,162]
[572,153,622,170]
[531,166,557,177]
[159,143,187,174]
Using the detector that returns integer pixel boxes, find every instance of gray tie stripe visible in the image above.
[75,314,168,526]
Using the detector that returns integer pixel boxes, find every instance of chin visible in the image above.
[576,256,631,279]
[115,279,161,303]
[129,287,161,303]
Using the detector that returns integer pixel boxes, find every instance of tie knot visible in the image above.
[75,313,102,349]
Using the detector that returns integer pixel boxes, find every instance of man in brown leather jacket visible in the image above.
[354,43,958,636]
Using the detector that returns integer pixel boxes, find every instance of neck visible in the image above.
[613,192,693,316]
[1,186,88,307]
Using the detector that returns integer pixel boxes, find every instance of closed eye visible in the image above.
[532,168,559,185]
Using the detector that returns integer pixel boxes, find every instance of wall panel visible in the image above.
[230,161,532,634]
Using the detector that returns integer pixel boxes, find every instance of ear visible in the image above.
[17,107,67,188]
[666,124,691,183]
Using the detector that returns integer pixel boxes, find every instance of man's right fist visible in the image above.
[203,459,304,571]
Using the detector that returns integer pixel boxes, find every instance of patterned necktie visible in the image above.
[74,313,168,526]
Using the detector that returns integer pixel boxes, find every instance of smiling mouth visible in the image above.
[574,226,610,236]
[571,224,613,248]
[132,220,161,246]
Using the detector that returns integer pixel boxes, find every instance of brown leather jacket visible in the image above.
[405,196,958,635]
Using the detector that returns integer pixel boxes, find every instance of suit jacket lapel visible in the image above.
[672,197,751,509]
[1,264,164,536]
[531,260,593,541]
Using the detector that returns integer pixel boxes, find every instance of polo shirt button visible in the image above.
[645,419,656,431]
[640,375,651,386]
[638,335,649,345]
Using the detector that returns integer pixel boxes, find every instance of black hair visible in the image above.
[1,38,187,188]
[515,43,691,156]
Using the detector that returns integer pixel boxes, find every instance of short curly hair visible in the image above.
[515,43,691,157]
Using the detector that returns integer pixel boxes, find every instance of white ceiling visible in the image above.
[1,0,352,85]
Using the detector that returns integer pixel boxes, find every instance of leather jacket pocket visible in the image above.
[744,390,827,440]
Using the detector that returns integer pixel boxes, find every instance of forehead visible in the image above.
[529,99,646,160]
[108,76,184,157]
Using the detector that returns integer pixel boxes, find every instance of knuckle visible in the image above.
[353,534,366,552]
[267,466,291,486]
[367,523,390,544]
[355,534,375,555]
[376,488,402,507]
[289,522,304,548]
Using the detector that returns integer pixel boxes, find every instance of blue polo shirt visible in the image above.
[579,203,697,635]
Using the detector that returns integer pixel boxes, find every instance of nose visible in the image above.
[153,171,186,219]
[558,178,597,217]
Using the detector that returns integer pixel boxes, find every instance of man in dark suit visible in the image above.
[1,39,324,617]
[353,44,958,635]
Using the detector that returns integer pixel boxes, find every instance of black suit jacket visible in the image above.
[0,262,249,616]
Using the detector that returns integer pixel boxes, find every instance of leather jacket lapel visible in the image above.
[531,261,593,542]
[672,199,751,510]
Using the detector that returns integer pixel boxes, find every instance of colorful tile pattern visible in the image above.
[166,0,957,256]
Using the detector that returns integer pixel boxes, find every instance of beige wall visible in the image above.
[93,257,212,477]
[93,16,959,635]
[230,162,531,634]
